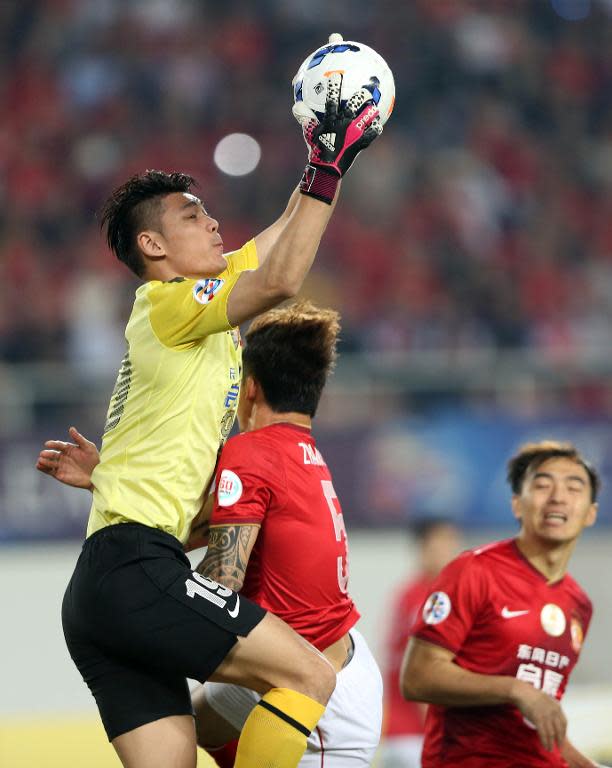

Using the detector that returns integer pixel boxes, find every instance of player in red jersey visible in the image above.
[37,301,383,767]
[401,441,600,768]
[379,518,462,768]
[191,301,382,767]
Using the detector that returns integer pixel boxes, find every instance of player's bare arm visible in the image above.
[226,77,379,327]
[196,524,260,591]
[253,185,338,266]
[253,186,300,264]
[226,193,335,327]
[401,637,567,752]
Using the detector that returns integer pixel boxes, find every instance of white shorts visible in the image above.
[377,735,424,768]
[204,628,383,767]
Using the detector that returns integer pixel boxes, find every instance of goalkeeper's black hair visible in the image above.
[243,301,340,418]
[507,441,600,502]
[100,170,196,278]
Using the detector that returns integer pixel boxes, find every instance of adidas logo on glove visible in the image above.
[319,133,336,151]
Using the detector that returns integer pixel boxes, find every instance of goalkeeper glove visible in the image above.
[294,73,383,204]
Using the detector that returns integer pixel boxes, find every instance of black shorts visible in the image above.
[62,522,266,741]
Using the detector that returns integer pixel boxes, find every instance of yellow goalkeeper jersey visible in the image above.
[86,240,258,543]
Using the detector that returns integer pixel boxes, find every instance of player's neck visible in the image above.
[514,534,576,584]
[250,403,312,431]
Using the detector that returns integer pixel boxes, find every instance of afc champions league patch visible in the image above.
[217,469,243,507]
[540,603,566,637]
[423,591,451,625]
[193,278,224,305]
[570,616,584,652]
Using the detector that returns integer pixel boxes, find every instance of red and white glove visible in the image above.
[294,73,383,204]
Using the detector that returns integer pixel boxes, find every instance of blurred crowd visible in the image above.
[1,0,611,378]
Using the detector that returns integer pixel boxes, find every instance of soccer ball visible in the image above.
[292,33,395,126]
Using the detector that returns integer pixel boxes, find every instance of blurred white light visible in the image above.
[214,133,261,176]
[73,134,122,180]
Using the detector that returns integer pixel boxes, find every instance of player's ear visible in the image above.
[511,495,522,523]
[137,230,167,261]
[244,375,258,402]
[585,502,597,529]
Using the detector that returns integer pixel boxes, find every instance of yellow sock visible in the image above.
[234,687,325,767]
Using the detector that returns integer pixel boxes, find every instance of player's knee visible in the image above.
[293,651,336,705]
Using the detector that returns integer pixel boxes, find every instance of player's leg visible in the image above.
[196,629,381,767]
[66,525,333,768]
[112,716,197,768]
[62,527,210,768]
[192,684,242,750]
[274,628,382,767]
[192,685,240,768]
[210,609,334,698]
[62,625,199,768]
[209,610,336,768]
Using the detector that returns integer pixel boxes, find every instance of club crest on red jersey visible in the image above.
[540,603,566,637]
[423,591,451,625]
[570,616,584,652]
[193,278,224,305]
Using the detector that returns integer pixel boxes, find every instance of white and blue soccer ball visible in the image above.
[292,34,395,126]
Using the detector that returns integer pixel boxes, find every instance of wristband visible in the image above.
[299,164,339,205]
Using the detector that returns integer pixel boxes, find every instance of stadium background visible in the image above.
[1,0,611,765]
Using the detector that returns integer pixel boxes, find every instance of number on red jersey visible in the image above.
[321,479,349,594]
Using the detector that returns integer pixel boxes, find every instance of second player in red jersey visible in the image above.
[195,302,383,767]
[210,422,360,651]
[379,519,462,768]
[401,442,600,768]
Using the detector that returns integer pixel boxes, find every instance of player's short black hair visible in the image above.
[243,301,340,418]
[100,170,196,277]
[410,516,458,542]
[507,441,600,502]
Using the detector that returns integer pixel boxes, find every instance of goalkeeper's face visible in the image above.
[155,192,227,278]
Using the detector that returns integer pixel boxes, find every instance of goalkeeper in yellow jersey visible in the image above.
[49,74,382,768]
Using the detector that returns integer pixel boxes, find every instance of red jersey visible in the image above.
[411,539,592,768]
[210,423,360,650]
[383,575,432,736]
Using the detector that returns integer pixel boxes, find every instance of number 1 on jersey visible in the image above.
[321,479,349,594]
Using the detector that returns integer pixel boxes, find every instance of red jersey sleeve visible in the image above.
[412,551,489,655]
[210,433,284,526]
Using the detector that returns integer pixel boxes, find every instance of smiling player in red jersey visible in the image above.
[401,441,600,768]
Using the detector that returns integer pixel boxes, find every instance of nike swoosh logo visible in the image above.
[227,594,240,619]
[501,606,530,619]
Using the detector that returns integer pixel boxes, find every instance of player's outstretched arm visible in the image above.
[401,637,568,752]
[36,427,99,490]
[195,523,260,592]
[226,78,381,328]
[226,193,333,327]
[253,182,341,266]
